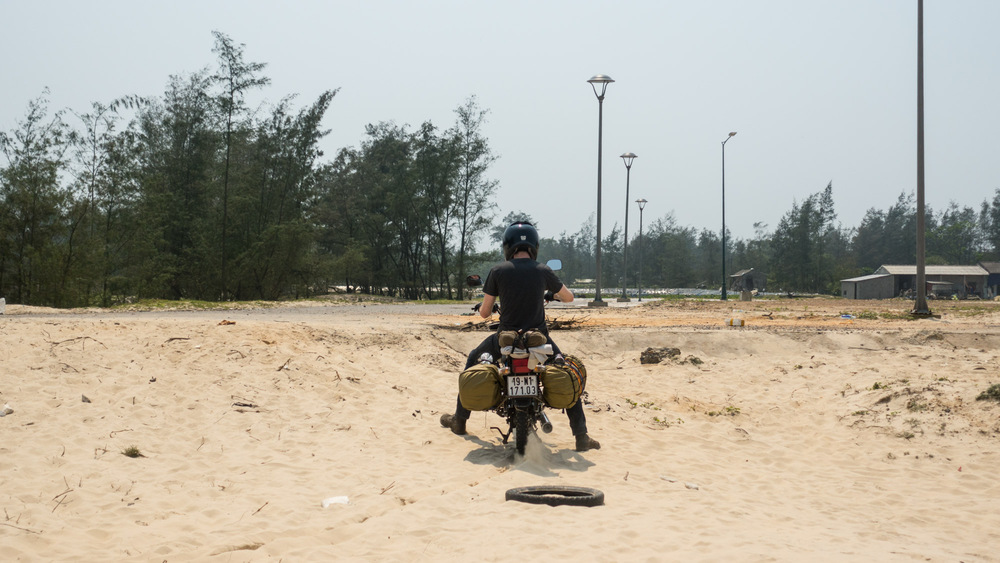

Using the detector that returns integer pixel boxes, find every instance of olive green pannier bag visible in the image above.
[458,363,503,411]
[541,354,587,409]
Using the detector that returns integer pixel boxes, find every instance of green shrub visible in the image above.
[976,384,1000,402]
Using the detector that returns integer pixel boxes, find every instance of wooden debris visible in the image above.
[443,314,588,331]
[49,336,107,352]
[546,315,588,330]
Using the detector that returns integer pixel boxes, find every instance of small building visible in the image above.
[978,262,1000,298]
[841,264,988,299]
[875,264,988,299]
[729,268,767,293]
[841,273,894,299]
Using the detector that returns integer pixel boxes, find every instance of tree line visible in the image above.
[0,32,497,307]
[3,34,1000,307]
[535,182,1000,296]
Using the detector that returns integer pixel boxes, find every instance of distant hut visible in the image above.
[841,265,988,299]
[841,273,894,299]
[729,268,766,293]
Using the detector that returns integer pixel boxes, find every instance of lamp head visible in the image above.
[587,74,615,85]
[636,198,647,211]
[620,152,637,168]
[588,74,614,98]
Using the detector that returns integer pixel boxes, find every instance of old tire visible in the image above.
[505,485,604,507]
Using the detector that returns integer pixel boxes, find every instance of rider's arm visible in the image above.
[554,284,574,303]
[480,293,497,319]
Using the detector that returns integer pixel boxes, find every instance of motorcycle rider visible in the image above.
[440,221,601,452]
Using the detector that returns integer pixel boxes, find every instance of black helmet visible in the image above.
[502,222,539,260]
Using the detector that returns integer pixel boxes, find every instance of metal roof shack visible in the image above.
[841,273,894,299]
[875,265,988,277]
[729,268,767,293]
[864,264,989,299]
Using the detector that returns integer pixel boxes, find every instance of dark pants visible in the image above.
[453,332,589,436]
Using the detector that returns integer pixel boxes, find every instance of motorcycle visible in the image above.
[466,260,567,456]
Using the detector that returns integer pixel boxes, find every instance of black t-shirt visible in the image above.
[483,258,564,331]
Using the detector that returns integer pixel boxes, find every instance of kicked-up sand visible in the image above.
[1,297,999,561]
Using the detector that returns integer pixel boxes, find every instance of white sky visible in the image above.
[3,0,998,245]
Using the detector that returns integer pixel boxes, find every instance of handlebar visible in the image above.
[472,302,500,314]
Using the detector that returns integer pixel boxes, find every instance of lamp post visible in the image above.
[587,74,614,308]
[636,198,647,301]
[618,152,637,302]
[912,0,931,316]
[721,131,737,301]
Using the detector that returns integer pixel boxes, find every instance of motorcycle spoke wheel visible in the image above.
[505,486,604,507]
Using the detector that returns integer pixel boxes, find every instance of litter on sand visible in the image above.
[321,496,350,508]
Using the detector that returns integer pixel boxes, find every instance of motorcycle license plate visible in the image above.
[507,375,538,397]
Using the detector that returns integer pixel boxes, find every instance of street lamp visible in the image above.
[912,0,931,316]
[587,74,614,308]
[636,198,647,301]
[618,152,637,302]
[721,131,737,301]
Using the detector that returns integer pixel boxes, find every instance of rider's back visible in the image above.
[485,258,562,331]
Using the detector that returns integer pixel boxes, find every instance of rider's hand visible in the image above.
[473,302,500,314]
[543,291,556,303]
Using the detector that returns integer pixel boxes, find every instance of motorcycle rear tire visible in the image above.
[505,485,605,507]
[514,408,530,456]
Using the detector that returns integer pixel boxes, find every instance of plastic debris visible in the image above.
[661,476,700,490]
[321,496,350,508]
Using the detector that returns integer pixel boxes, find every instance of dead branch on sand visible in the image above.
[1,521,42,534]
[49,336,107,353]
[444,314,588,331]
[546,315,588,330]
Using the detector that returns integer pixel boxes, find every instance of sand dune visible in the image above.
[1,298,999,561]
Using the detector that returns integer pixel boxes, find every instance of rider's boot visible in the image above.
[440,413,467,436]
[575,433,601,452]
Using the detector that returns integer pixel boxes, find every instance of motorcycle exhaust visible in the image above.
[538,411,553,434]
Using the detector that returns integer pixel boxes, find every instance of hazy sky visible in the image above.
[3,1,998,246]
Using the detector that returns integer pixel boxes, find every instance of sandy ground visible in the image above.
[1,297,999,561]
